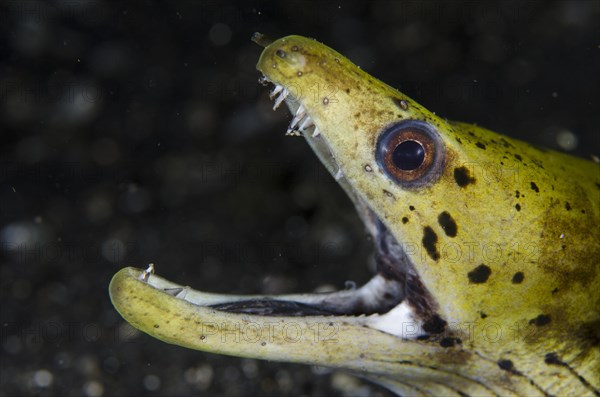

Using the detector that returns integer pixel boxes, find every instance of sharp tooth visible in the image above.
[312,127,320,137]
[163,287,189,299]
[335,168,344,180]
[289,111,306,130]
[269,85,283,99]
[295,104,305,117]
[164,287,184,296]
[299,115,314,130]
[273,88,288,110]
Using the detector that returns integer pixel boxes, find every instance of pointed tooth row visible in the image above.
[286,103,320,137]
[267,84,320,138]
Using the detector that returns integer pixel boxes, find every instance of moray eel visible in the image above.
[110,33,600,396]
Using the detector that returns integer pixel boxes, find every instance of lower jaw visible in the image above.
[109,195,436,340]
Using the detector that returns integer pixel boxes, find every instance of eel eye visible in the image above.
[393,140,425,170]
[376,120,444,188]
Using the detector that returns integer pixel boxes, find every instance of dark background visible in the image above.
[1,0,599,396]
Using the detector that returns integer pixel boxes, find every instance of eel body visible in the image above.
[110,34,600,396]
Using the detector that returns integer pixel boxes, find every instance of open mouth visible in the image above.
[130,78,443,339]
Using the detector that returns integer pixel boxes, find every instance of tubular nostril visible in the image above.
[251,32,274,48]
[275,49,287,58]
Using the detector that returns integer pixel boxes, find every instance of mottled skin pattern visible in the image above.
[110,36,600,396]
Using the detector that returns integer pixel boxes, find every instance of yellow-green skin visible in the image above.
[110,36,600,396]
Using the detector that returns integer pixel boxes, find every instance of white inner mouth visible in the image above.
[140,263,420,338]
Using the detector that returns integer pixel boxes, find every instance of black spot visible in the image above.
[480,312,488,319]
[422,226,440,261]
[476,142,486,150]
[498,359,514,371]
[402,217,409,224]
[515,190,520,198]
[532,159,545,169]
[468,264,491,283]
[500,138,514,148]
[409,205,415,211]
[529,314,551,326]
[551,288,559,294]
[514,154,522,161]
[512,272,524,284]
[454,166,476,187]
[468,131,476,137]
[581,209,586,214]
[422,314,447,334]
[530,182,539,193]
[416,334,430,341]
[153,324,160,328]
[565,202,571,211]
[440,337,456,348]
[596,182,600,190]
[456,137,462,144]
[438,211,457,237]
[544,352,562,365]
[515,203,521,211]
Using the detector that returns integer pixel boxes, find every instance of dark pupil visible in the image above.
[392,140,425,170]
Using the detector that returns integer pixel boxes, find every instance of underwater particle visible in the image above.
[556,129,578,151]
[209,23,232,46]
[33,369,53,387]
[83,381,104,397]
[143,374,161,391]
